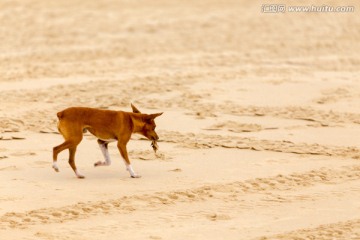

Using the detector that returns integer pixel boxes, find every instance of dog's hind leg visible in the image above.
[94,139,112,167]
[53,122,84,178]
[69,146,84,179]
[53,140,72,172]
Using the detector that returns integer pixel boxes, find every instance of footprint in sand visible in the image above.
[0,135,26,140]
[10,151,36,157]
[206,213,231,221]
[33,160,49,166]
[169,168,182,172]
[0,165,18,171]
[204,121,263,133]
[130,150,170,161]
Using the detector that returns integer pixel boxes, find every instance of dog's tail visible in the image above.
[57,111,64,120]
[56,111,65,135]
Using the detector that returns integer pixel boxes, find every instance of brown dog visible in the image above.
[52,104,162,178]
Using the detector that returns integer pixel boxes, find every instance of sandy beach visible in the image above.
[1,0,360,239]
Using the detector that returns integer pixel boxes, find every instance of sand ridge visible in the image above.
[2,164,360,229]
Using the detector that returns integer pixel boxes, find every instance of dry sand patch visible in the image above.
[1,0,360,239]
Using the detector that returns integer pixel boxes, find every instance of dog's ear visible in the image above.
[145,112,163,120]
[131,103,141,113]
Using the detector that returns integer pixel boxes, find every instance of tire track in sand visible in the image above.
[256,218,360,240]
[139,99,360,125]
[159,131,360,160]
[1,164,360,229]
[0,74,359,135]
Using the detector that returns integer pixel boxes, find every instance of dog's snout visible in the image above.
[152,134,159,141]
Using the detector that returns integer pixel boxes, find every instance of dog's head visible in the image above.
[131,104,163,140]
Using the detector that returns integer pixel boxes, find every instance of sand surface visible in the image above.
[1,0,360,239]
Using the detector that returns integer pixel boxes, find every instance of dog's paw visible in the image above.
[94,160,111,167]
[75,170,85,179]
[131,174,142,178]
[94,161,103,167]
[52,163,59,172]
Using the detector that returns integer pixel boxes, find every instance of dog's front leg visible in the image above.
[94,139,112,167]
[117,142,141,178]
